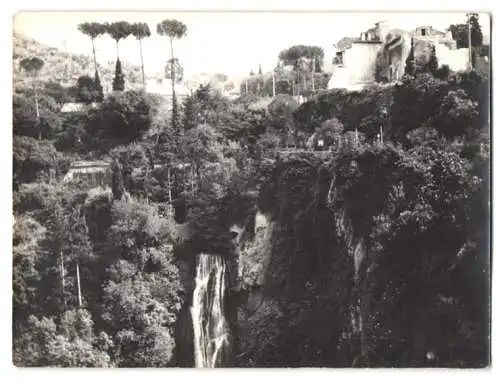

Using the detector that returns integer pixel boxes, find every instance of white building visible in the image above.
[327,20,472,91]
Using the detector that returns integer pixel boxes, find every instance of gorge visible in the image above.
[177,141,489,367]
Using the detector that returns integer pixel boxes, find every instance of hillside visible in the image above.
[13,32,143,91]
[13,33,244,95]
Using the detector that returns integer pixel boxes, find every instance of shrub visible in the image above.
[13,136,68,186]
[89,90,152,142]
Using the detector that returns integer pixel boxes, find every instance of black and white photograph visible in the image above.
[10,8,491,369]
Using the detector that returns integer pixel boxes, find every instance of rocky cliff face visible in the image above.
[235,211,273,288]
[229,211,276,366]
[230,154,356,367]
[230,146,489,367]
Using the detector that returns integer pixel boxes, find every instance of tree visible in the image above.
[434,88,479,138]
[180,83,230,132]
[278,46,324,95]
[468,13,483,47]
[467,13,484,68]
[112,59,125,92]
[76,75,100,103]
[171,90,181,134]
[77,22,106,78]
[179,124,220,168]
[36,197,94,311]
[258,64,262,75]
[131,22,151,89]
[105,21,132,62]
[156,19,188,132]
[435,64,451,81]
[449,14,483,50]
[14,310,111,367]
[278,45,324,72]
[110,144,149,194]
[101,276,178,366]
[13,93,62,140]
[405,38,415,76]
[428,45,439,76]
[98,200,183,366]
[13,215,46,336]
[448,24,469,49]
[13,136,67,186]
[111,159,125,201]
[91,90,153,141]
[267,94,299,143]
[94,70,104,101]
[20,57,44,138]
[105,21,132,91]
[182,94,197,130]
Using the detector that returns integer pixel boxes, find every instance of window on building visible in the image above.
[421,28,426,36]
[335,51,344,65]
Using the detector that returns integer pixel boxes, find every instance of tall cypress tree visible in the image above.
[468,13,483,48]
[171,91,180,139]
[428,45,439,76]
[111,159,124,200]
[112,59,125,91]
[468,13,483,68]
[94,70,104,101]
[195,83,211,103]
[405,38,415,76]
[182,95,196,130]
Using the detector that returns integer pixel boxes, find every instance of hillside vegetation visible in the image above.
[13,33,143,91]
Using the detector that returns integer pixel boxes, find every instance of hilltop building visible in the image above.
[327,21,473,91]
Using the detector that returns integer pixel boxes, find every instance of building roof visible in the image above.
[414,26,446,36]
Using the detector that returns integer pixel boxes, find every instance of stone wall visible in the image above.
[63,162,112,188]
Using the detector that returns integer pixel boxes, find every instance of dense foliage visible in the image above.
[293,70,488,145]
[244,125,489,366]
[13,186,184,367]
[449,13,484,49]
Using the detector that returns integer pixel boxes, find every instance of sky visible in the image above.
[13,11,491,78]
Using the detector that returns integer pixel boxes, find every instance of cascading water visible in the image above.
[191,254,231,368]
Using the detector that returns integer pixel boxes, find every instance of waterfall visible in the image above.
[191,254,231,368]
